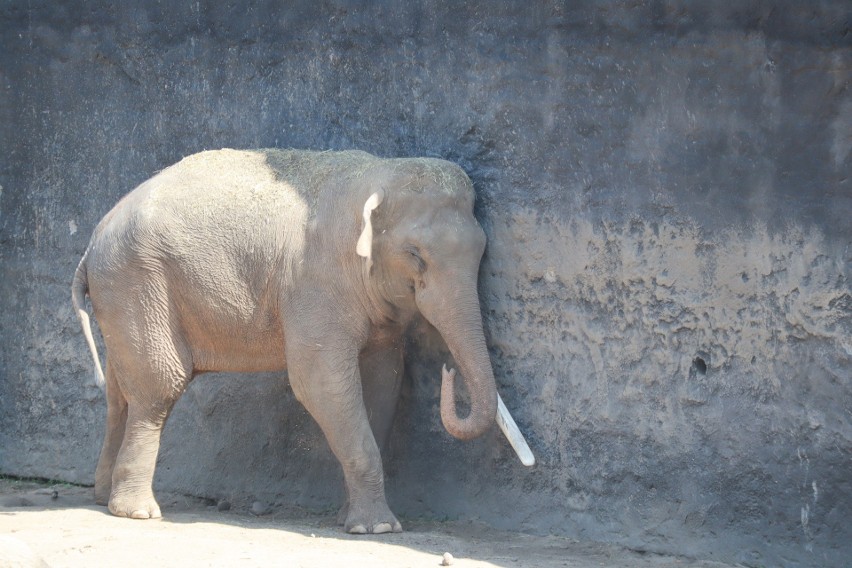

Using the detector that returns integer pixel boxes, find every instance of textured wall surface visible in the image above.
[1,2,850,566]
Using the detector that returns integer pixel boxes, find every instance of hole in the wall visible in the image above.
[691,356,707,376]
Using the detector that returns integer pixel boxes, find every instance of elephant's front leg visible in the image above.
[287,339,402,534]
[361,340,404,450]
[338,340,404,525]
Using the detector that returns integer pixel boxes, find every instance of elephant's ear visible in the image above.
[356,189,385,269]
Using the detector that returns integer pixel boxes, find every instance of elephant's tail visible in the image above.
[71,252,105,389]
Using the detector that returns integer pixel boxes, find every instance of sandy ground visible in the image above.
[0,479,733,568]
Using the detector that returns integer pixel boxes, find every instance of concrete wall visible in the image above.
[1,2,849,566]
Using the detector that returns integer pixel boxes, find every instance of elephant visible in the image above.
[72,148,532,535]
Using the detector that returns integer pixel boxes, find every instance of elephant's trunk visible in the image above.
[419,281,498,441]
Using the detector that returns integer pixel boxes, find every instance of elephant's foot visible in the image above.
[94,485,110,507]
[344,500,402,534]
[94,462,115,506]
[336,501,348,526]
[108,491,162,520]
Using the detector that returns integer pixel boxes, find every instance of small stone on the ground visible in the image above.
[441,551,454,565]
[250,501,269,516]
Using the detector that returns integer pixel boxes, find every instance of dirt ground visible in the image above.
[0,479,733,568]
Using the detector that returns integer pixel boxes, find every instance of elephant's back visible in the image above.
[85,147,378,280]
[141,148,312,236]
[95,148,376,239]
[84,150,322,353]
[89,150,317,258]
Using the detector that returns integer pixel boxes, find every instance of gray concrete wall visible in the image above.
[1,2,849,566]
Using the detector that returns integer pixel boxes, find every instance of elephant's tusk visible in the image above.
[496,392,535,467]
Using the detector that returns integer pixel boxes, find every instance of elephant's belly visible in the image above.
[188,330,287,374]
[180,308,287,374]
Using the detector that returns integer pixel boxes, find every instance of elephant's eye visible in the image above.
[404,244,426,273]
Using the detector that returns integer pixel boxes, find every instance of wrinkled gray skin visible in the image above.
[71,149,498,534]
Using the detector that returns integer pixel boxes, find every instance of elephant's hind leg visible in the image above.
[105,322,193,520]
[109,401,172,519]
[94,357,128,506]
[108,361,190,520]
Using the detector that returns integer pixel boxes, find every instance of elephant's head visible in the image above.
[356,158,498,441]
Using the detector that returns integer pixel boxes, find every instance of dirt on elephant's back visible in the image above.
[0,479,731,567]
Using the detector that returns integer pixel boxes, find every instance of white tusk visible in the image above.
[495,392,535,467]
